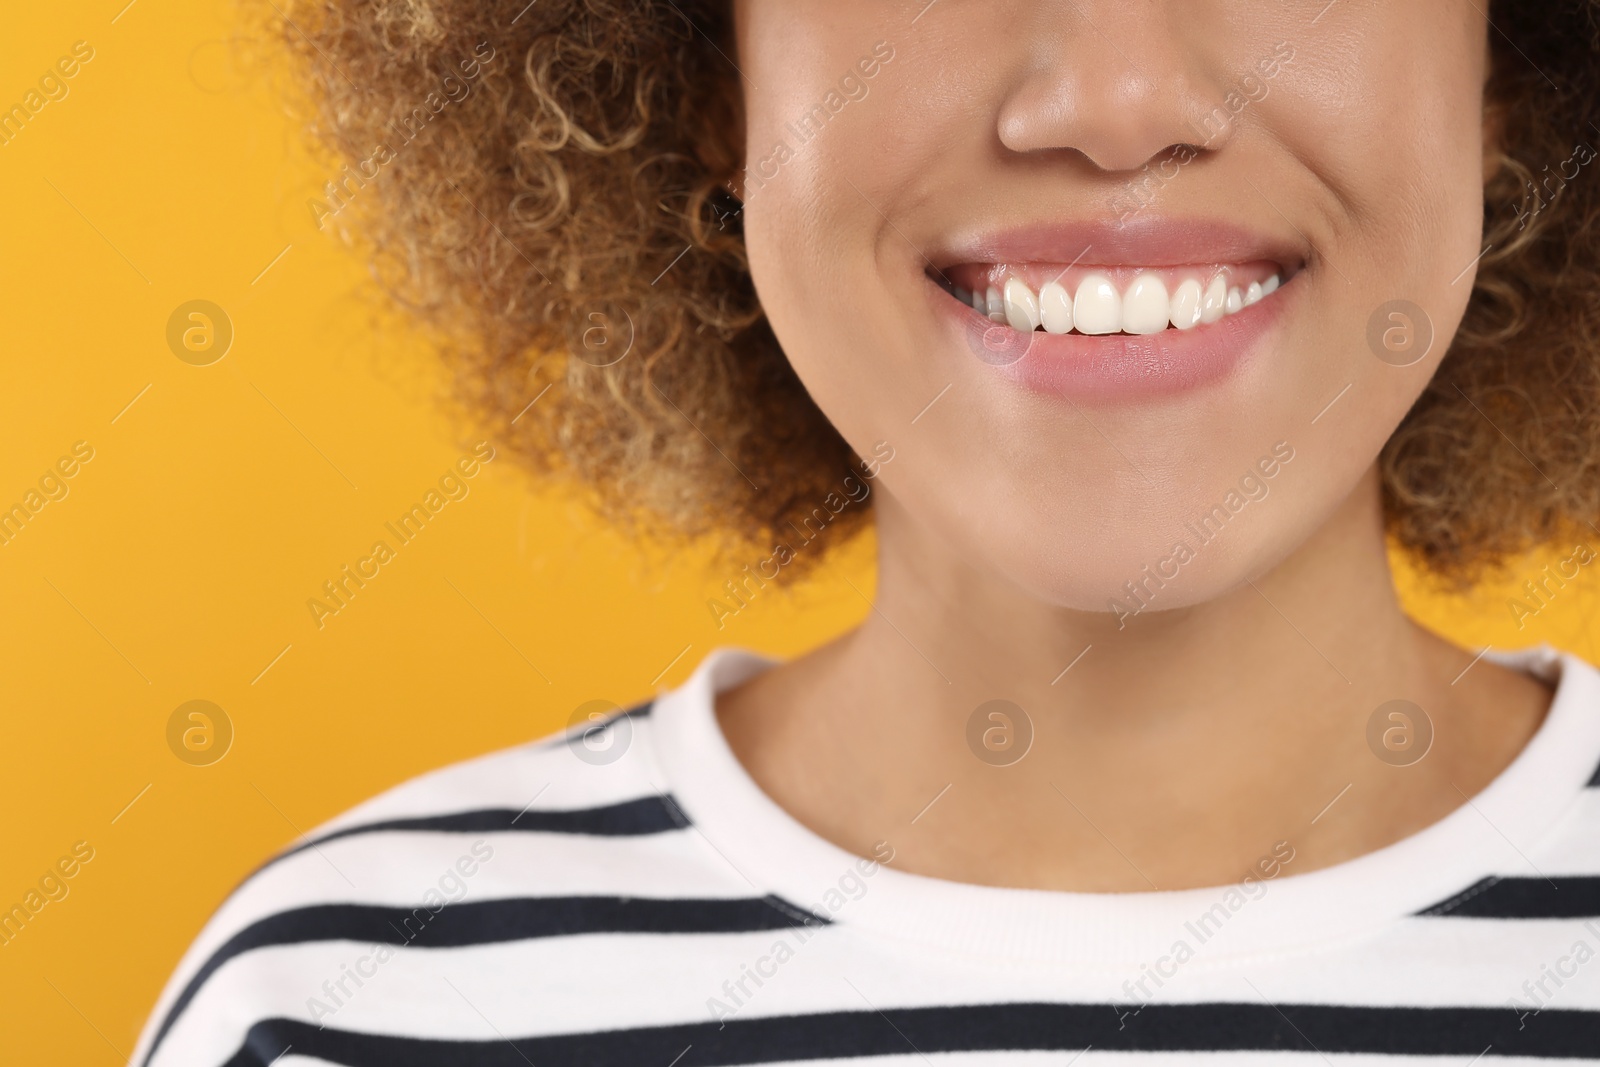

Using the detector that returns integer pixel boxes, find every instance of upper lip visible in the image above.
[930,215,1309,275]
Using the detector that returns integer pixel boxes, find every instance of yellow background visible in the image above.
[0,2,1594,1061]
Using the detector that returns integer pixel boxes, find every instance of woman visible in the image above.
[137,1,1600,1063]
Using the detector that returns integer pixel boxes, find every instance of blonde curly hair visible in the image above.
[284,0,1600,582]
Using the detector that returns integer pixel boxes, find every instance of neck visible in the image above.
[716,465,1551,892]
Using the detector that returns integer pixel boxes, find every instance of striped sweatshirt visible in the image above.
[136,644,1600,1066]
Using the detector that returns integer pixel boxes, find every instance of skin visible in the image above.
[718,0,1551,892]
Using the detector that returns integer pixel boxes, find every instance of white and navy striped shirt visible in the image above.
[136,645,1600,1066]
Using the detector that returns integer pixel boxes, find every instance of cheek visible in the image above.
[1272,10,1487,364]
[740,15,946,454]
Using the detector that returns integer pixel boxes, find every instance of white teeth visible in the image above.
[961,268,1283,334]
[1122,273,1170,335]
[1201,274,1228,324]
[1003,277,1041,332]
[1169,278,1203,331]
[1039,280,1074,334]
[1073,273,1122,335]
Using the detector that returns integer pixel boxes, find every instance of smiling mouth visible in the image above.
[932,261,1297,336]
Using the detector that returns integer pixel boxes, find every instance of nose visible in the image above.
[995,3,1233,173]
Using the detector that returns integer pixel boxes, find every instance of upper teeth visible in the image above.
[969,271,1281,335]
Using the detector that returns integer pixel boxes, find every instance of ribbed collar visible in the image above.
[649,644,1600,967]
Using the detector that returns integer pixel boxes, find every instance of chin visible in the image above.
[940,467,1338,619]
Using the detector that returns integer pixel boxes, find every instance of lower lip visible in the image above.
[930,275,1293,403]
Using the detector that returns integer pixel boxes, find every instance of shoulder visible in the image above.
[269,699,676,851]
[132,703,746,1067]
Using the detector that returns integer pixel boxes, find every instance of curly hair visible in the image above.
[281,0,1600,584]
[1383,2,1600,579]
